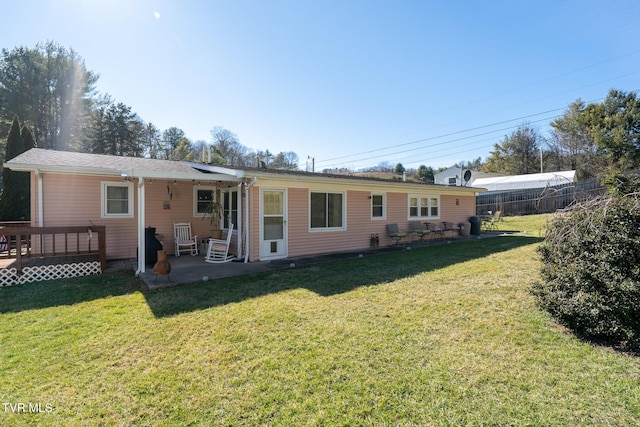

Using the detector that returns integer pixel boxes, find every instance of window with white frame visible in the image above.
[310,191,345,230]
[371,193,385,219]
[194,186,215,217]
[101,182,133,218]
[194,186,237,230]
[222,189,238,229]
[429,196,439,216]
[408,194,439,219]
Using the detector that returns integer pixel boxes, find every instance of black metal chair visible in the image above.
[386,224,408,245]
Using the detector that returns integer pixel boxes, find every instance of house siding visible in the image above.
[248,186,261,262]
[20,156,477,263]
[143,181,240,258]
[33,174,240,260]
[32,173,137,259]
[252,181,477,261]
[440,194,476,224]
[286,187,310,257]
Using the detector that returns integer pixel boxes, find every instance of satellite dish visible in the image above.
[463,170,472,185]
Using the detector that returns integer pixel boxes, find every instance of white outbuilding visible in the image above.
[472,171,576,192]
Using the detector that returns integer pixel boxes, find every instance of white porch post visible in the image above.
[35,169,45,254]
[35,169,43,227]
[136,177,146,274]
[244,177,257,263]
[236,181,243,259]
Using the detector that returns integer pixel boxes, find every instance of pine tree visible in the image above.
[21,123,36,152]
[0,115,33,220]
[16,123,36,218]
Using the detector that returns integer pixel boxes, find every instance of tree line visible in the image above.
[0,41,299,169]
[480,89,640,180]
[357,89,640,183]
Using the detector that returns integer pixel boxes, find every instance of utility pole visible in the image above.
[307,156,315,173]
[540,147,543,173]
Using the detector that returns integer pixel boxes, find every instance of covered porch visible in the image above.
[123,163,255,276]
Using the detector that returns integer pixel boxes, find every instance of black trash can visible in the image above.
[139,227,163,266]
[469,216,481,236]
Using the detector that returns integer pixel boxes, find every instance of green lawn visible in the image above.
[1,214,639,426]
[493,212,551,237]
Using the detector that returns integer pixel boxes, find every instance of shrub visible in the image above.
[533,179,640,352]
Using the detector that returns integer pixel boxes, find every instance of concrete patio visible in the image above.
[137,254,281,290]
[129,232,492,290]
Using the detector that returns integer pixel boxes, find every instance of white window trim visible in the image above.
[193,185,216,218]
[407,194,440,220]
[101,181,134,218]
[221,188,239,231]
[309,190,347,232]
[371,192,386,220]
[194,186,239,231]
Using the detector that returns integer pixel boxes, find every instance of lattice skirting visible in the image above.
[0,261,102,287]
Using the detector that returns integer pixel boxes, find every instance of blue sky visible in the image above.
[4,1,640,170]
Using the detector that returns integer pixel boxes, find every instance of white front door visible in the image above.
[260,189,287,259]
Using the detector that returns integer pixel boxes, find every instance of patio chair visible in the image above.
[425,222,444,239]
[483,211,502,231]
[408,221,430,241]
[205,223,235,263]
[174,222,199,257]
[386,223,408,245]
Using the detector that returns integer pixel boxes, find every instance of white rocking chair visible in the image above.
[174,222,199,257]
[205,224,234,263]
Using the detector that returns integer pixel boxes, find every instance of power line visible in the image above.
[315,50,640,168]
[316,107,567,165]
[317,86,639,170]
[321,114,562,168]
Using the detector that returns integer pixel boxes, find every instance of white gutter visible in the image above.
[7,163,239,183]
[135,177,146,276]
[244,177,257,263]
[7,164,125,176]
[119,168,238,182]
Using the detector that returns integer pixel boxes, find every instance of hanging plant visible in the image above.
[203,189,222,229]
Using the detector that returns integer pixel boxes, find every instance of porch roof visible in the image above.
[4,148,241,182]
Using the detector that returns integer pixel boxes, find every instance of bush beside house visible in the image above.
[533,174,640,352]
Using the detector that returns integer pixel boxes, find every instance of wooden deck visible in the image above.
[0,225,106,273]
[0,225,106,286]
[0,253,101,269]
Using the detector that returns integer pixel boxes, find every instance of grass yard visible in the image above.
[1,214,639,425]
[493,212,551,237]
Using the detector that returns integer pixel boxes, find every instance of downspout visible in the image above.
[236,181,243,260]
[35,169,43,226]
[35,169,44,254]
[135,176,146,276]
[244,177,257,263]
